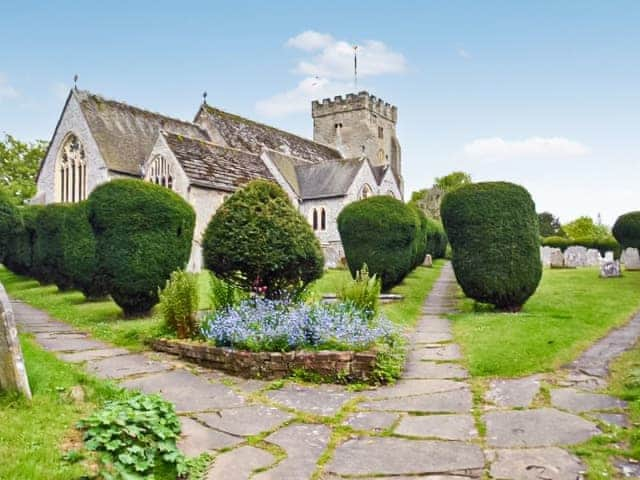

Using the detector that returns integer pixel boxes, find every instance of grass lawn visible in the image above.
[452,268,640,378]
[0,336,123,479]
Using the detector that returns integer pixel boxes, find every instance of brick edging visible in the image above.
[151,338,378,381]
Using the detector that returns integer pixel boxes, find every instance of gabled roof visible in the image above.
[161,131,274,191]
[75,90,210,175]
[295,159,365,200]
[196,104,342,163]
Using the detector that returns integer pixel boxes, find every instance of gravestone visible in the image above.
[423,254,433,267]
[604,251,614,262]
[550,249,564,268]
[621,248,640,271]
[540,246,552,268]
[600,260,622,278]
[586,249,602,267]
[0,283,31,398]
[564,246,588,268]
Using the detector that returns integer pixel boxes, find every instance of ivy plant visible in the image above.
[77,393,187,479]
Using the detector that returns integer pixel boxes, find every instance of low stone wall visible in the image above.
[152,338,378,381]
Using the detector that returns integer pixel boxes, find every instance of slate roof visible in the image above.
[75,90,210,175]
[294,158,365,200]
[162,132,274,191]
[196,104,342,163]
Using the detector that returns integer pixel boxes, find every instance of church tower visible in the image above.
[311,91,401,179]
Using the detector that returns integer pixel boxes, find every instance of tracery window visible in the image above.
[146,154,174,190]
[360,183,373,200]
[57,134,87,203]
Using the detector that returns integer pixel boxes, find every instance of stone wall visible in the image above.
[0,284,31,398]
[152,338,378,381]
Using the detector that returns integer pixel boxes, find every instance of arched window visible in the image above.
[320,208,326,230]
[57,134,87,203]
[359,183,373,200]
[145,154,174,190]
[312,209,318,231]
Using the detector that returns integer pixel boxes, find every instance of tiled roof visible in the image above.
[76,90,209,175]
[162,132,274,191]
[196,104,342,163]
[294,158,365,200]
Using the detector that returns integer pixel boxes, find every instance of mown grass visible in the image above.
[0,336,124,479]
[452,268,640,378]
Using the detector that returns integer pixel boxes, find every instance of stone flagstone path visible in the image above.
[11,262,640,479]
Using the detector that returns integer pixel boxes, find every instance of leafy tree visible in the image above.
[563,216,609,240]
[0,134,47,204]
[538,211,565,237]
[434,171,472,193]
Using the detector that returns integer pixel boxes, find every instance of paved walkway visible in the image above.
[11,263,640,479]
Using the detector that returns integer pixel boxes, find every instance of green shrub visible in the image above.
[338,196,419,291]
[613,211,640,249]
[4,205,43,276]
[541,235,573,251]
[338,264,381,319]
[78,393,187,479]
[88,180,195,316]
[541,235,621,258]
[0,191,20,262]
[202,180,324,299]
[59,202,109,299]
[409,205,428,268]
[425,217,448,259]
[32,204,72,289]
[208,272,245,312]
[158,269,199,338]
[441,181,542,311]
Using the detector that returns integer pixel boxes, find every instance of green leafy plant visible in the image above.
[373,334,405,384]
[0,190,20,262]
[613,211,640,249]
[77,393,187,479]
[338,264,381,319]
[159,269,199,339]
[4,205,42,276]
[208,272,245,312]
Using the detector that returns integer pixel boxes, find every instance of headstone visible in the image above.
[564,246,588,268]
[0,283,31,398]
[550,248,564,268]
[540,246,552,268]
[586,249,602,267]
[423,254,433,267]
[604,251,614,262]
[621,247,640,271]
[600,260,621,278]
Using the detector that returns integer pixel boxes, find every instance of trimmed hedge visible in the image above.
[410,205,429,268]
[541,235,621,258]
[4,205,43,276]
[88,180,195,316]
[338,196,420,291]
[441,181,542,311]
[32,204,72,288]
[613,211,640,249]
[203,180,324,298]
[425,217,448,259]
[0,192,20,262]
[60,202,109,299]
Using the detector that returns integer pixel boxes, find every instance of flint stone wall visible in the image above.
[0,283,31,398]
[152,338,378,381]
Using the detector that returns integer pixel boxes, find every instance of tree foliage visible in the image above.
[538,211,565,237]
[203,180,324,299]
[0,134,47,204]
[434,171,472,193]
[562,216,609,240]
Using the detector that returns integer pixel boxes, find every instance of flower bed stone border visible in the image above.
[152,338,378,381]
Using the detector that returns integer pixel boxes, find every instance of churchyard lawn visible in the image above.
[452,268,640,377]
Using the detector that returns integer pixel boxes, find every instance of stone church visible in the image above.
[34,89,403,269]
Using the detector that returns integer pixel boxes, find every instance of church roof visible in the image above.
[294,159,365,199]
[75,90,210,176]
[161,131,274,191]
[196,104,342,163]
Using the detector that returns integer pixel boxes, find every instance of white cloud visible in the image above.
[463,136,590,159]
[0,74,18,102]
[257,31,406,117]
[457,48,471,59]
[286,31,334,51]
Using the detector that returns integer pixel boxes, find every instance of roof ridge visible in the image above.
[201,104,341,155]
[75,89,205,132]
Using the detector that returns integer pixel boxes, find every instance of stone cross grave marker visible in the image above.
[0,283,31,398]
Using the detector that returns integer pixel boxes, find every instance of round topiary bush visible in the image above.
[338,196,419,291]
[202,180,324,298]
[5,205,43,276]
[60,202,109,300]
[88,180,195,316]
[0,191,20,263]
[613,211,640,249]
[441,181,542,311]
[32,204,73,289]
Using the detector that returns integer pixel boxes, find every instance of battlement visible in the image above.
[312,91,397,122]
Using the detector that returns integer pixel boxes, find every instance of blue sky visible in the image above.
[1,0,638,224]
